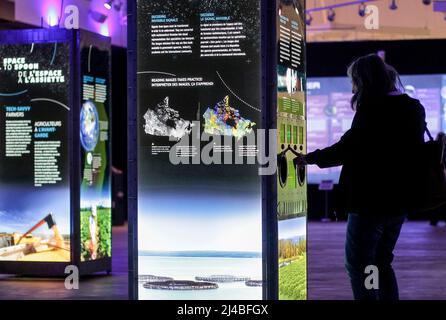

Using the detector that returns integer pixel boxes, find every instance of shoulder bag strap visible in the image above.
[425,122,434,142]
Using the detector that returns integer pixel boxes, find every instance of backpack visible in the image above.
[414,127,446,213]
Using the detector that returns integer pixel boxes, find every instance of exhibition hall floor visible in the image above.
[308,221,446,300]
[0,221,445,300]
[0,225,128,300]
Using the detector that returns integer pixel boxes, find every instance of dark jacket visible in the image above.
[306,94,426,216]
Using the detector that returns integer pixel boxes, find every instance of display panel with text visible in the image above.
[307,74,446,184]
[0,42,71,262]
[276,0,307,300]
[136,0,263,300]
[79,39,112,262]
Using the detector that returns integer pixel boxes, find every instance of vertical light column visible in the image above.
[276,0,307,300]
[134,0,264,300]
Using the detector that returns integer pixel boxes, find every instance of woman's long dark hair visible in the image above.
[347,54,403,110]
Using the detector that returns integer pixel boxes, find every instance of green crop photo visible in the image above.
[80,206,111,261]
[278,214,307,300]
[279,251,307,300]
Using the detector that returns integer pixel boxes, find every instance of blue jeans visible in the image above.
[345,213,406,300]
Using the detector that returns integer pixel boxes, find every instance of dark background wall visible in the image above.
[307,39,446,77]
[111,46,127,225]
[111,46,127,171]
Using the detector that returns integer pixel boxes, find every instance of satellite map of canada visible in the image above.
[203,96,255,139]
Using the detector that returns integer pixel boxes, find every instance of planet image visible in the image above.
[80,101,100,151]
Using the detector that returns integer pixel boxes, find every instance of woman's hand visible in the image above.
[294,153,308,166]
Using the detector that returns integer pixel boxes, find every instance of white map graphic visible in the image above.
[143,97,194,140]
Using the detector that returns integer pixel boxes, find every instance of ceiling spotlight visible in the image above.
[358,3,366,17]
[389,0,398,10]
[305,12,313,26]
[327,9,336,22]
[422,0,432,5]
[104,0,113,10]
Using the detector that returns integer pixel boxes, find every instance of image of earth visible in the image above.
[80,100,100,151]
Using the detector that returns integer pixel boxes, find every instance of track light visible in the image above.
[104,0,113,10]
[389,0,398,10]
[327,9,336,22]
[305,12,313,26]
[358,3,366,17]
[104,0,123,12]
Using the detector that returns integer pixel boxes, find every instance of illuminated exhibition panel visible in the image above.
[276,0,307,300]
[129,0,307,300]
[79,33,112,264]
[307,74,446,184]
[132,0,263,301]
[0,29,111,275]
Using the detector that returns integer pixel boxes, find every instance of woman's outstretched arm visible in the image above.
[305,112,362,168]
